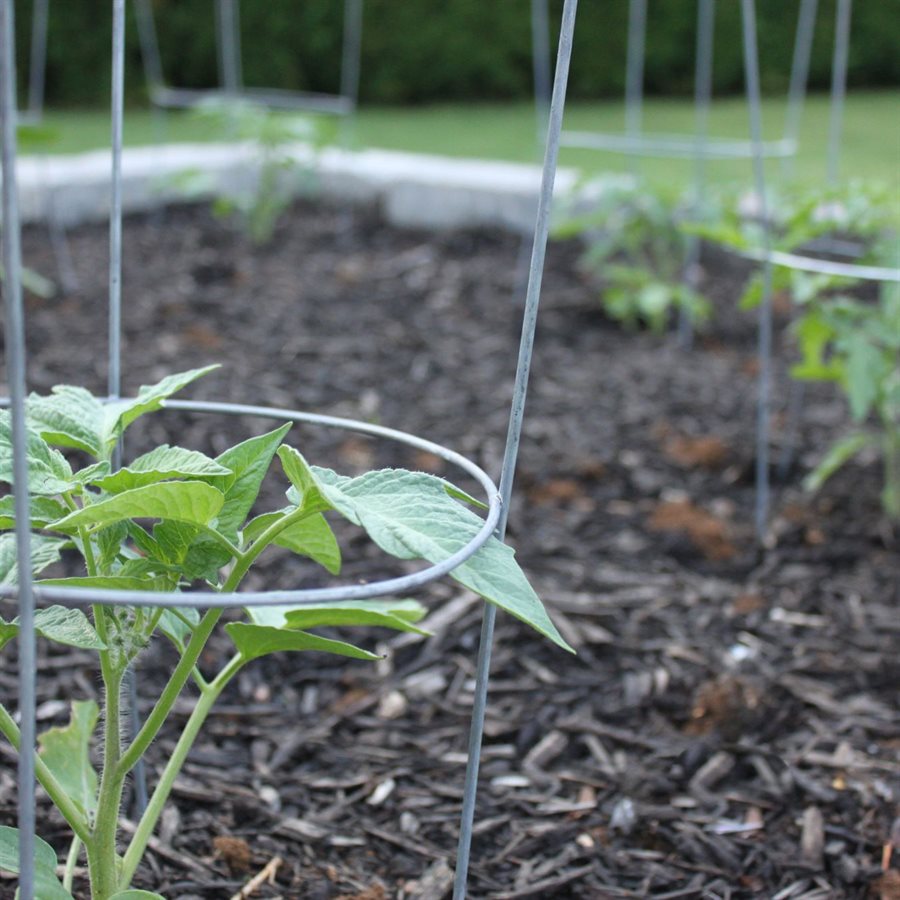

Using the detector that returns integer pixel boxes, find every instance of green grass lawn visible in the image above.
[25,90,900,199]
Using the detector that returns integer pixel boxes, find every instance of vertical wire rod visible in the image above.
[452,1,579,896]
[338,0,364,150]
[133,0,166,90]
[27,0,48,121]
[217,0,242,94]
[781,0,818,180]
[741,0,775,543]
[530,0,551,148]
[678,0,715,350]
[826,0,852,183]
[624,0,647,178]
[0,2,38,896]
[109,0,125,405]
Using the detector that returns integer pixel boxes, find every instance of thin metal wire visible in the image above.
[826,0,852,183]
[108,0,124,408]
[452,1,579,895]
[561,130,796,159]
[338,0,364,148]
[677,0,715,350]
[781,0,818,180]
[0,2,37,895]
[740,248,900,282]
[0,399,503,609]
[741,0,775,543]
[26,0,48,123]
[216,0,242,95]
[530,0,551,147]
[624,0,647,177]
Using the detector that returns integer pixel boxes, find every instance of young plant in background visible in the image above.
[175,98,330,245]
[792,280,900,520]
[555,177,711,333]
[0,365,571,899]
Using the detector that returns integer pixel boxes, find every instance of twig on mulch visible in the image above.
[229,855,282,900]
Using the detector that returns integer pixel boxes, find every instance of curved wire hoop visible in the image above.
[0,398,503,610]
[739,248,900,282]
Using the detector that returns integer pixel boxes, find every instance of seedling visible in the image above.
[0,365,571,898]
[555,177,711,333]
[792,280,900,520]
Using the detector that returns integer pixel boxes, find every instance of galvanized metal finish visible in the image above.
[0,399,504,610]
[741,249,900,283]
[530,0,551,145]
[134,0,364,116]
[741,0,776,543]
[827,0,852,182]
[26,0,49,122]
[781,0,818,179]
[0,2,38,895]
[109,0,125,407]
[677,0,715,349]
[624,0,647,175]
[453,1,579,896]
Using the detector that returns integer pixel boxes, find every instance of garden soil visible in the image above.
[2,200,897,899]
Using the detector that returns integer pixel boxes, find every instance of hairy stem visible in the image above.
[0,703,91,844]
[118,654,243,888]
[63,835,82,892]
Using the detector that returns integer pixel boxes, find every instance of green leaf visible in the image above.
[37,575,171,593]
[250,598,427,633]
[92,445,233,493]
[0,412,76,495]
[313,467,573,652]
[51,482,226,532]
[0,605,106,653]
[97,521,128,571]
[0,495,68,531]
[0,534,69,585]
[102,365,220,442]
[0,825,73,900]
[244,509,341,575]
[26,385,106,457]
[37,700,99,820]
[225,622,381,662]
[151,521,201,565]
[157,607,200,650]
[804,432,873,493]
[277,445,332,514]
[843,333,886,421]
[208,423,292,542]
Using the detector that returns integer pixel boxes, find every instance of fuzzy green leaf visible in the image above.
[158,607,200,650]
[207,423,292,542]
[844,333,886,421]
[93,445,233,493]
[37,575,171,592]
[250,598,427,633]
[225,622,381,662]
[312,467,573,652]
[0,825,73,900]
[0,495,68,531]
[244,508,341,575]
[26,385,106,457]
[37,700,99,820]
[0,605,106,653]
[277,445,332,514]
[0,412,76,495]
[51,482,226,532]
[0,534,69,585]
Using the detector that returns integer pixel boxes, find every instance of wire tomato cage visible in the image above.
[0,0,580,897]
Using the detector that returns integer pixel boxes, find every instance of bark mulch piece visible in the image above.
[1,199,897,898]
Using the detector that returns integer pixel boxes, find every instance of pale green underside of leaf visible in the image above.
[243,508,341,575]
[25,365,218,460]
[249,598,427,633]
[0,606,106,653]
[92,445,233,493]
[311,465,573,652]
[0,495,68,530]
[52,481,226,532]
[0,825,73,900]
[37,700,99,821]
[225,622,381,662]
[0,533,69,585]
[0,412,76,495]
[158,607,200,649]
[38,574,172,592]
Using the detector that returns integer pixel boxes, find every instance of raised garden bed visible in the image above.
[2,199,897,898]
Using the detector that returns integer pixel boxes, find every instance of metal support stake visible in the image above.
[216,0,243,95]
[826,0,852,183]
[781,0,818,180]
[27,0,49,122]
[338,0,364,150]
[624,0,647,178]
[1,1,38,896]
[678,0,715,350]
[452,1,579,896]
[531,0,551,147]
[741,0,775,544]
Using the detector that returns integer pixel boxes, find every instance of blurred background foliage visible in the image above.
[13,0,900,108]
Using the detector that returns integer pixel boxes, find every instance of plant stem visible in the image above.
[63,835,82,892]
[118,607,222,775]
[118,653,244,888]
[0,703,91,844]
[87,663,125,899]
[884,420,900,520]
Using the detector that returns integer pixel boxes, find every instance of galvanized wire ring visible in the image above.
[560,131,797,160]
[738,247,900,282]
[0,398,502,609]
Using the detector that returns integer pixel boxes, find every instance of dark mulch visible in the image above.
[1,198,897,899]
